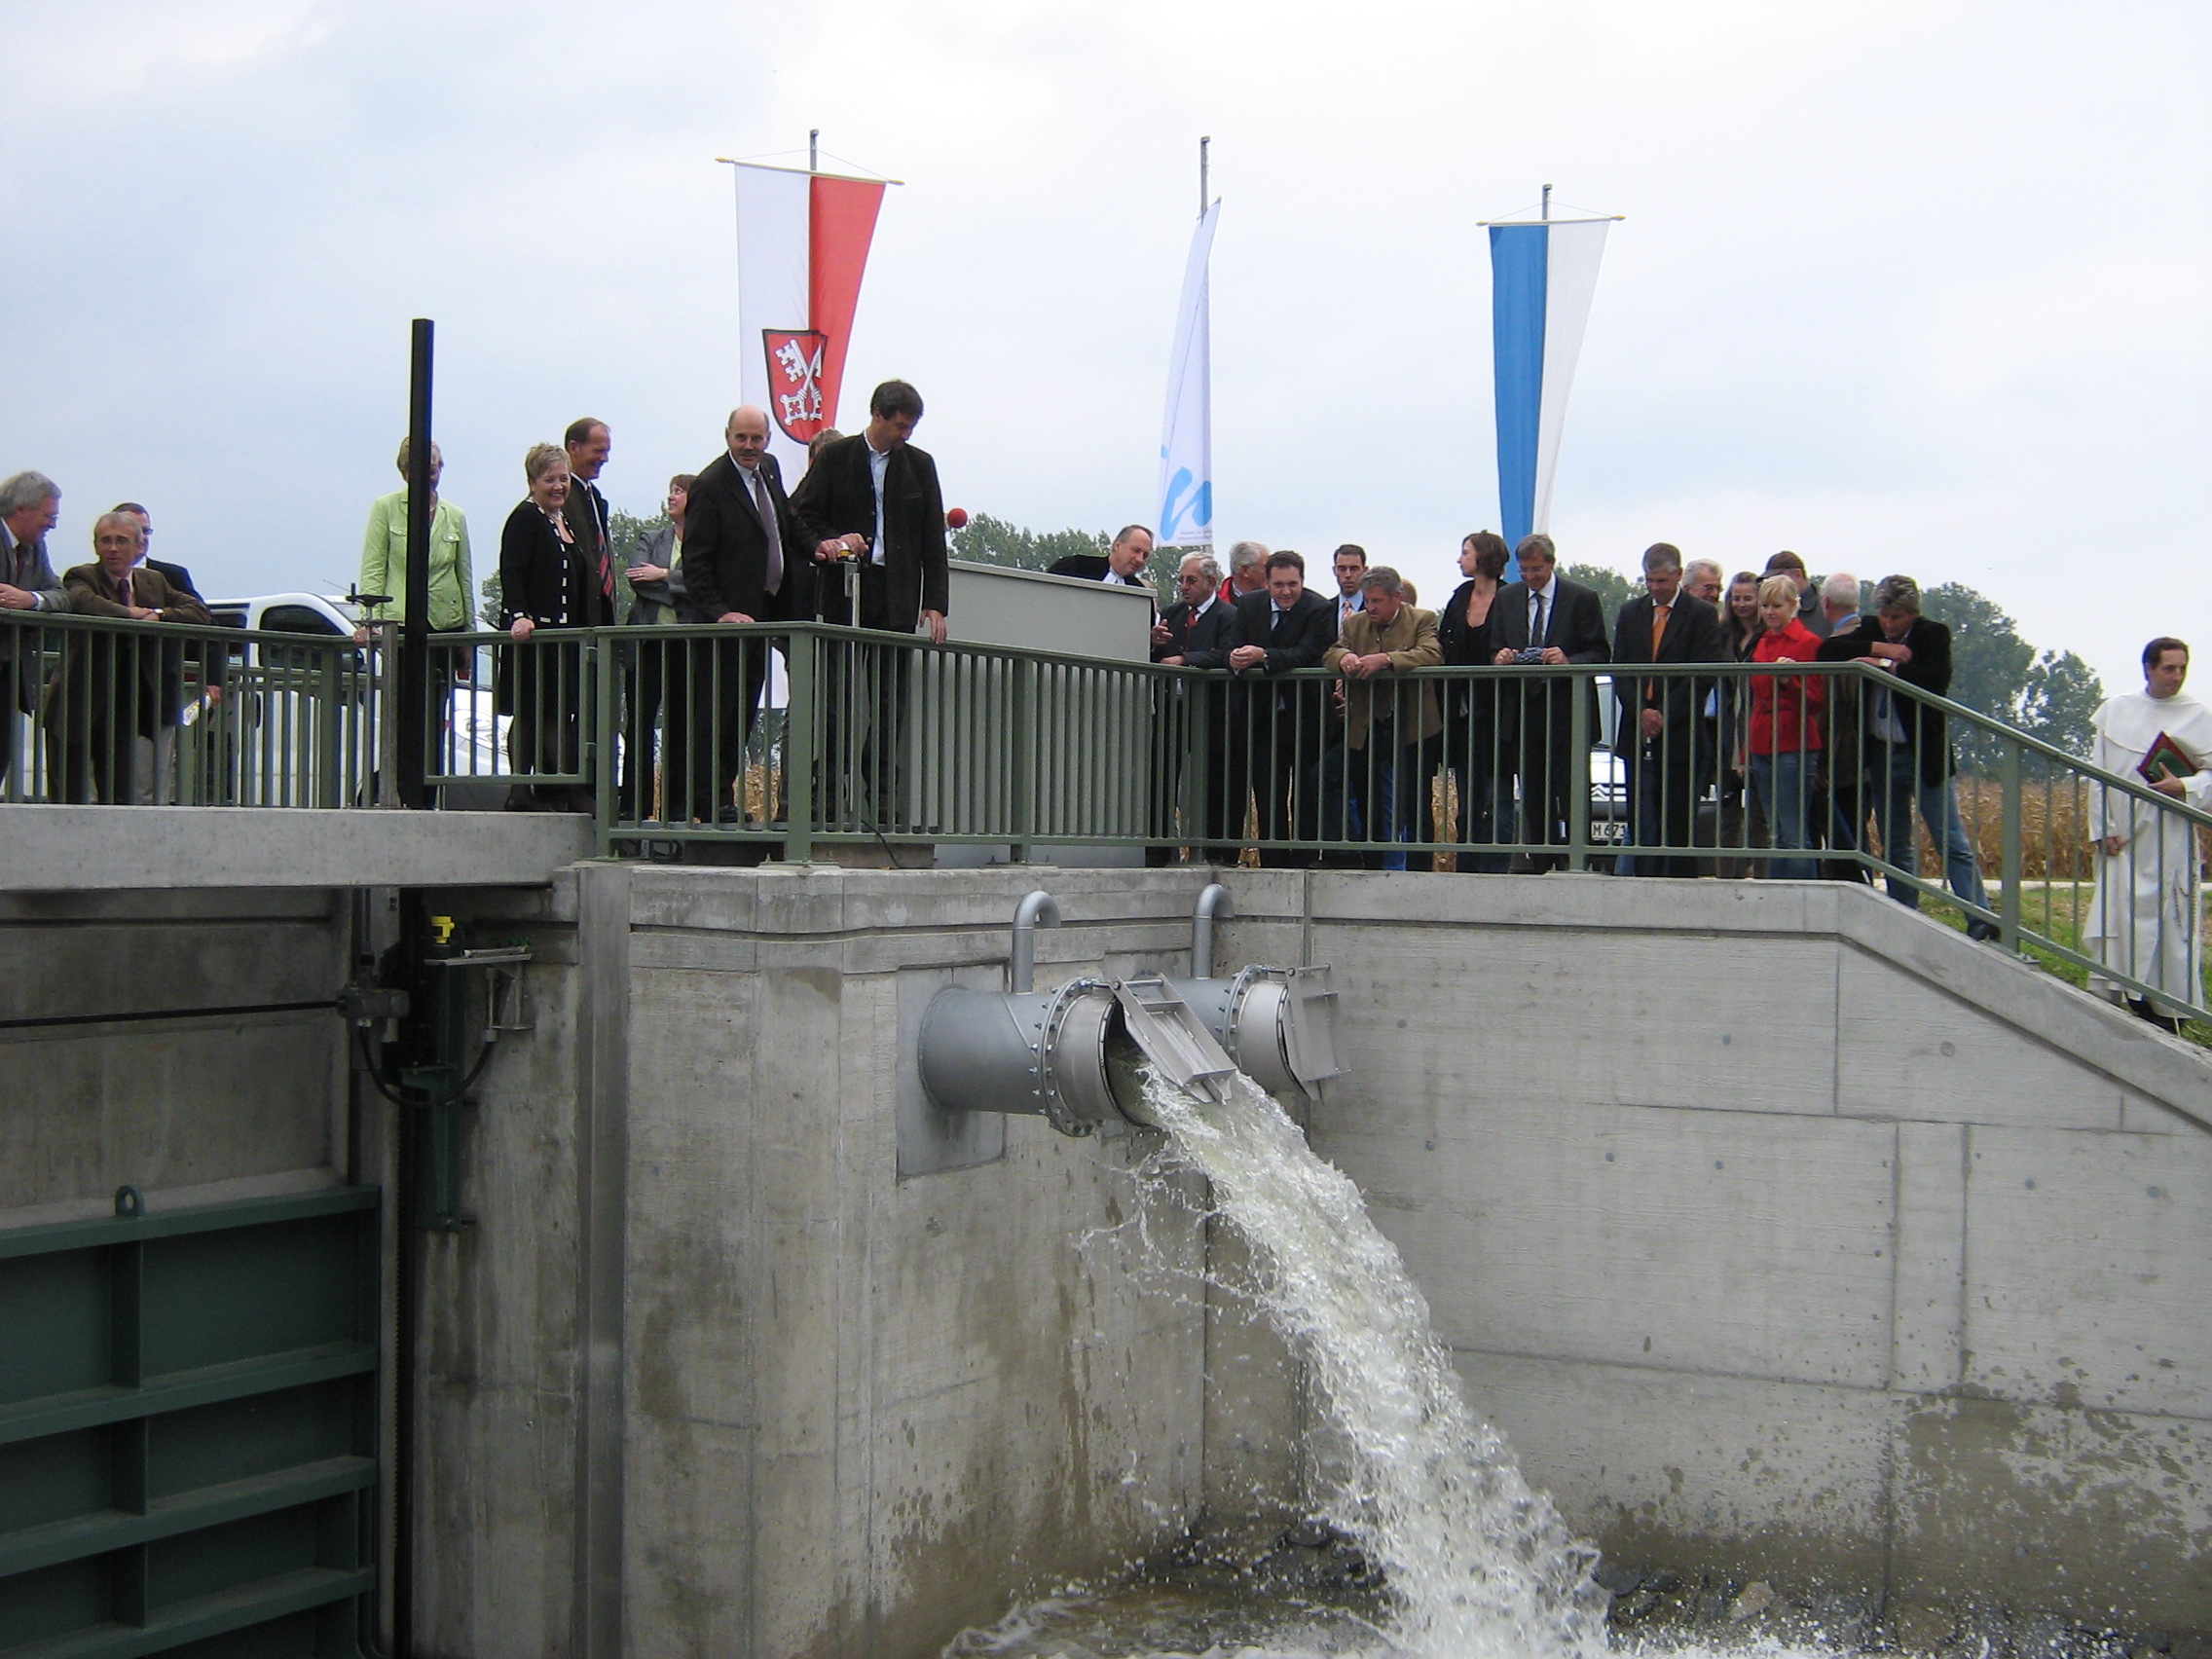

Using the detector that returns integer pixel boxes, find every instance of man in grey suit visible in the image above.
[0,471,67,791]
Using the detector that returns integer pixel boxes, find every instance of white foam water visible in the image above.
[942,1082,1913,1659]
[1124,1067,1610,1659]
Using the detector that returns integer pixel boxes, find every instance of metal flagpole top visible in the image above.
[715,154,905,187]
[1482,184,1622,227]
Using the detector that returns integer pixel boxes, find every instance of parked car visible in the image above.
[171,594,370,804]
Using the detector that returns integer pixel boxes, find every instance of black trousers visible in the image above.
[664,633,769,824]
[618,639,667,820]
[1242,684,1322,867]
[817,630,911,830]
[1627,751,1701,876]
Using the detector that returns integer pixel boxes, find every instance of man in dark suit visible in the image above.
[563,418,615,594]
[0,471,66,790]
[1490,533,1610,867]
[1227,550,1336,866]
[1150,550,1237,864]
[1049,524,1155,589]
[1611,542,1728,876]
[788,379,950,830]
[666,407,801,827]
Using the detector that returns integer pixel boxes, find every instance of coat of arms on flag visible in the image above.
[730,158,891,470]
[764,329,830,442]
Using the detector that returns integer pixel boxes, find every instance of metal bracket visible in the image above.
[424,942,535,1034]
[1114,975,1237,1104]
[1281,965,1345,1087]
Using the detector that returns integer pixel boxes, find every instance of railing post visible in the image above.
[782,629,817,864]
[1186,672,1210,863]
[590,633,616,852]
[1009,655,1037,865]
[315,639,342,809]
[2000,736,2023,952]
[1566,667,1591,872]
[374,623,402,808]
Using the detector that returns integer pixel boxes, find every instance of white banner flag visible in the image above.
[1157,201,1220,548]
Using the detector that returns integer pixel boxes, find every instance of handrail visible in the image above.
[7,611,2199,1032]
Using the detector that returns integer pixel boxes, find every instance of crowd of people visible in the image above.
[3,382,2201,1024]
[1135,531,2203,1025]
[1149,535,1991,904]
[0,474,211,801]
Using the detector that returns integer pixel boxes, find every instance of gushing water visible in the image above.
[1120,1066,1610,1659]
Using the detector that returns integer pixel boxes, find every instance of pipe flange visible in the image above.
[1222,964,1289,1057]
[1035,977,1112,1136]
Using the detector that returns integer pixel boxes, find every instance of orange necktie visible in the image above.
[1647,603,1670,703]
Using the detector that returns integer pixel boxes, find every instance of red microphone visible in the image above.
[945,507,970,530]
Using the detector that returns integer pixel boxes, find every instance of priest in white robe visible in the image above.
[2084,637,2212,1022]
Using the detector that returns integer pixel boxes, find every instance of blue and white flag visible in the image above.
[1489,217,1610,571]
[1158,201,1220,548]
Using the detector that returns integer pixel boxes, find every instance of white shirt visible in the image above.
[1526,573,1558,640]
[866,438,890,567]
[1103,569,1135,586]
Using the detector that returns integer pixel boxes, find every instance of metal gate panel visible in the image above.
[0,1186,379,1659]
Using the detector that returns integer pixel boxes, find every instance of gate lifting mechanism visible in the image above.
[916,885,1343,1136]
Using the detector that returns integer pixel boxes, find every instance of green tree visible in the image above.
[1563,563,1636,631]
[2019,649,2103,763]
[1922,583,2035,770]
[951,513,1176,598]
[1915,582,2101,772]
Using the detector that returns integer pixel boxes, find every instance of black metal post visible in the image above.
[397,320,434,809]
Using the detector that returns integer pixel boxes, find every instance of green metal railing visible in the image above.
[8,612,2202,1024]
[0,611,385,808]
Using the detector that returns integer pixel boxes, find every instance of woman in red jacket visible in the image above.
[1748,574,1826,878]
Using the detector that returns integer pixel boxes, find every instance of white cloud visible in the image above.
[0,0,2203,690]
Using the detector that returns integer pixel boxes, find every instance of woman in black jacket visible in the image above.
[498,442,604,809]
[1436,531,1510,870]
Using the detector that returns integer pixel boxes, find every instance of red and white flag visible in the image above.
[732,163,887,474]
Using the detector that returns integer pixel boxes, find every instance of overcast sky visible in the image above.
[3,1,2204,689]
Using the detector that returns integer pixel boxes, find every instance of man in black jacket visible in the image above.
[1490,534,1610,867]
[1227,550,1335,866]
[1150,551,1237,863]
[1820,572,1995,935]
[787,380,949,830]
[1611,542,1727,876]
[666,409,801,826]
[1049,525,1155,590]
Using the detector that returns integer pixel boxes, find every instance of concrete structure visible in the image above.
[2,803,591,890]
[5,837,2204,1654]
[1231,873,2211,1636]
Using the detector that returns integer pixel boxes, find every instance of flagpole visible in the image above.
[809,129,819,173]
[1541,182,1551,221]
[1198,135,1209,218]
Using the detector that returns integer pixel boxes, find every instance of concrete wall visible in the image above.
[421,866,1233,1659]
[0,884,351,1222]
[1215,871,2210,1634]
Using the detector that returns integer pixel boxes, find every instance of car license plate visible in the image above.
[1591,821,1627,843]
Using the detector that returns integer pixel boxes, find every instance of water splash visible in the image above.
[1129,1066,1610,1659]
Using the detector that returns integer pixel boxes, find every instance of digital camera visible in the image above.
[1513,647,1548,665]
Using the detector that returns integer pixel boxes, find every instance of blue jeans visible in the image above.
[1868,747,1988,910]
[1749,752,1818,879]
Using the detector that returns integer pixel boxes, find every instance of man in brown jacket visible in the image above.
[48,512,210,801]
[1320,567,1441,868]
